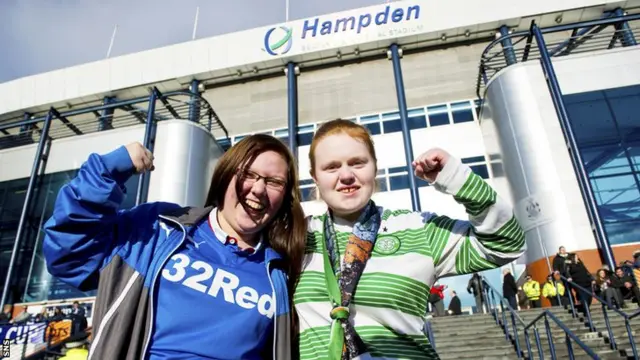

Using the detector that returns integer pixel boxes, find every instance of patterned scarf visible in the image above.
[321,200,381,360]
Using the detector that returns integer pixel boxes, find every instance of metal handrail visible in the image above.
[561,274,640,359]
[523,310,599,359]
[481,277,528,359]
[474,12,640,99]
[481,276,604,359]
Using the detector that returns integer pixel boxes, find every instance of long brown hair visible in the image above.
[204,134,306,294]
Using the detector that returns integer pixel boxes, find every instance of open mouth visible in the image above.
[338,186,360,194]
[243,198,266,213]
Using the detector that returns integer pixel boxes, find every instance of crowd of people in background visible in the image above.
[426,246,640,318]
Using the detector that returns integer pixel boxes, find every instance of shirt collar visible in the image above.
[208,208,264,254]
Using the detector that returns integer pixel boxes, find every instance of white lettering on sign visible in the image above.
[161,254,274,318]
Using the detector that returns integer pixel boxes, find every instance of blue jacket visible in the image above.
[42,146,292,360]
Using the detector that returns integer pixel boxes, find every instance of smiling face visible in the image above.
[219,150,288,241]
[312,133,377,220]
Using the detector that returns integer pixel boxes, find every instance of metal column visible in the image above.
[499,25,517,66]
[188,79,201,123]
[135,89,158,206]
[98,97,115,131]
[532,24,616,269]
[614,8,638,47]
[0,110,54,310]
[286,62,299,159]
[388,44,421,212]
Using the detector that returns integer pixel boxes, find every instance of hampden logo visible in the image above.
[262,4,421,56]
[263,26,293,56]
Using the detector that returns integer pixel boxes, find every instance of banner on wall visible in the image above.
[0,323,46,344]
[1,322,48,359]
[44,320,72,344]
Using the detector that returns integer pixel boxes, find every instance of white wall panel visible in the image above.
[411,122,486,160]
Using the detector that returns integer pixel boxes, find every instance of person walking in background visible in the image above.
[552,246,571,277]
[503,268,519,310]
[447,290,462,316]
[43,136,306,360]
[566,253,596,310]
[523,275,541,308]
[542,273,566,306]
[467,273,484,314]
[429,283,447,317]
[295,119,526,360]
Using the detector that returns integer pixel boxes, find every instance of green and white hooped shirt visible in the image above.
[294,157,527,360]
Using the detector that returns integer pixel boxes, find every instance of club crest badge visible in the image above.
[374,235,401,255]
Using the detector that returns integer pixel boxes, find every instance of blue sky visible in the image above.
[0,0,394,83]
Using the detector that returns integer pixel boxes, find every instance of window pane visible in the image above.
[565,93,618,144]
[274,128,288,137]
[301,187,315,202]
[376,177,388,192]
[408,108,426,116]
[300,179,314,186]
[408,115,427,130]
[427,105,450,126]
[470,164,490,179]
[389,175,410,190]
[590,173,640,245]
[297,132,314,147]
[297,124,314,133]
[360,114,380,123]
[606,90,640,140]
[0,170,140,303]
[216,138,231,151]
[363,122,381,136]
[451,101,474,124]
[381,111,400,120]
[630,142,640,172]
[462,156,485,164]
[388,166,406,174]
[383,120,402,134]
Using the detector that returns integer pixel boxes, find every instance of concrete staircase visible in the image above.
[428,306,640,360]
[429,312,519,359]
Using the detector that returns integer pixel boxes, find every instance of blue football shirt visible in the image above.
[147,210,275,360]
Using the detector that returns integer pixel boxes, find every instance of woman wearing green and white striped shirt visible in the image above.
[294,119,526,360]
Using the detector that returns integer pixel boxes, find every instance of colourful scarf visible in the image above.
[322,201,381,360]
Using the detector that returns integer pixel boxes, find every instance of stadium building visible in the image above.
[0,0,639,339]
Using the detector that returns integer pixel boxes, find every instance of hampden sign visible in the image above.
[263,3,422,56]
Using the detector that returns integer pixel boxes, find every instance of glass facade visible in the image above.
[0,170,139,304]
[565,84,640,246]
[215,99,487,202]
[216,99,480,151]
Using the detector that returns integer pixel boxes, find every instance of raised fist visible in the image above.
[412,148,451,183]
[125,142,155,174]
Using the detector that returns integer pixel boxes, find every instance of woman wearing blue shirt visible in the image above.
[43,134,306,359]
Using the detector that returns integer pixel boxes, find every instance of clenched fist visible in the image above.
[125,142,155,173]
[412,148,451,183]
